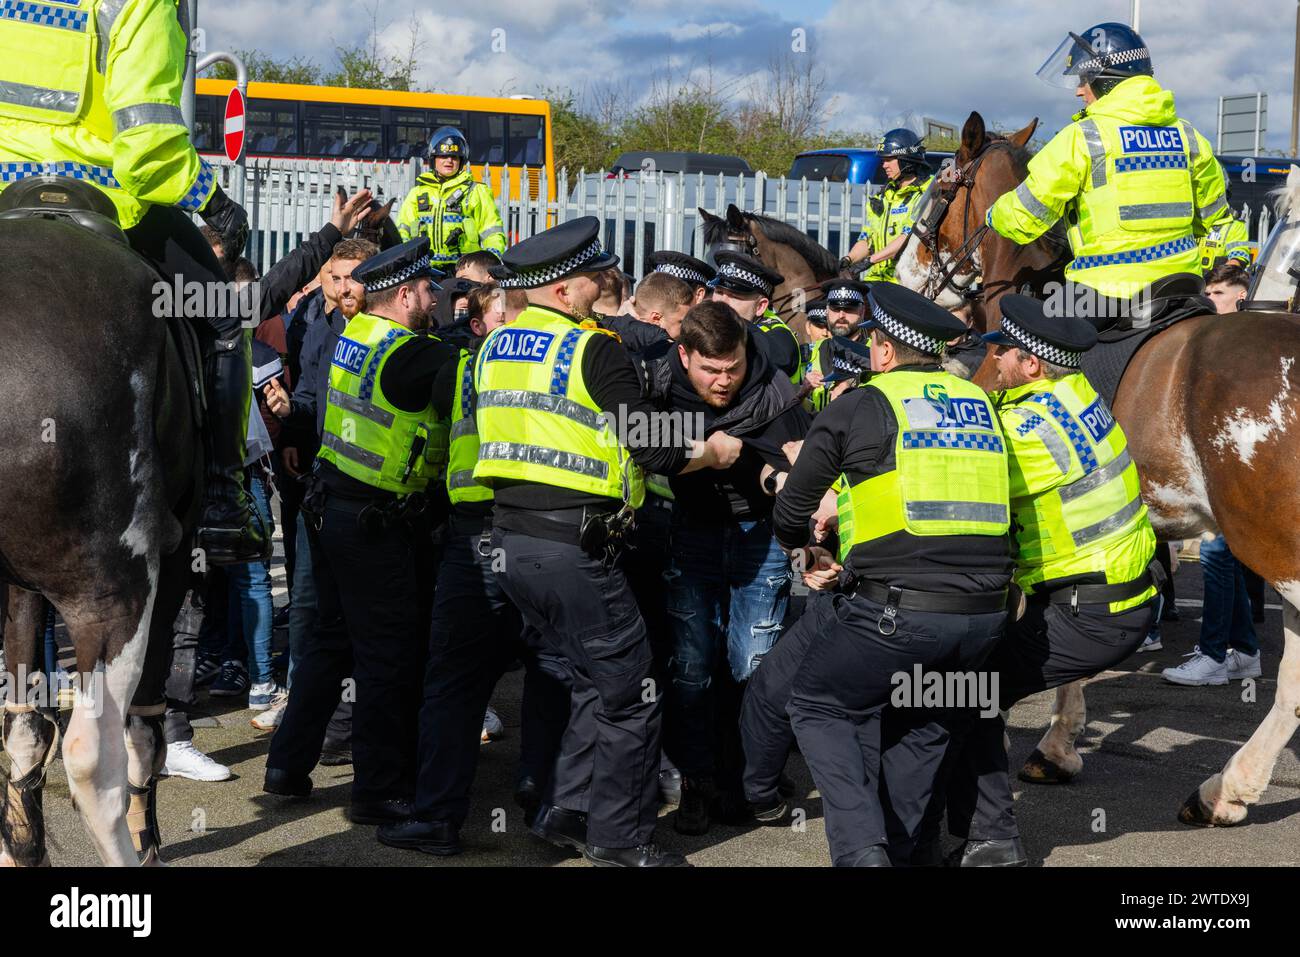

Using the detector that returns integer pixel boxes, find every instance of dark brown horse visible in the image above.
[918,112,1300,828]
[698,205,841,341]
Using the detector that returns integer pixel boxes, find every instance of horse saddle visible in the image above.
[0,175,128,246]
[1097,272,1212,343]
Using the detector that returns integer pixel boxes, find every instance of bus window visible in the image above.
[193,94,222,152]
[467,113,506,165]
[247,101,299,155]
[508,114,545,166]
[304,103,382,158]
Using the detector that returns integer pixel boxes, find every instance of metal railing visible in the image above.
[212,157,1279,278]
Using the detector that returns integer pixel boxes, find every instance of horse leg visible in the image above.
[1,587,56,867]
[1019,680,1087,784]
[124,552,196,865]
[1180,597,1300,827]
[60,577,159,867]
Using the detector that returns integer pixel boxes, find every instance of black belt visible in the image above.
[1032,564,1158,613]
[847,579,1007,634]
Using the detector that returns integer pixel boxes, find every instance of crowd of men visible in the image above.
[0,2,1276,867]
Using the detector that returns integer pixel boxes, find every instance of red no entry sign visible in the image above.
[224,88,246,163]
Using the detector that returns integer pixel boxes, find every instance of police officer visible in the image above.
[647,249,716,305]
[841,130,934,283]
[988,22,1237,306]
[764,283,1013,866]
[804,280,872,413]
[397,126,507,270]
[1199,168,1252,273]
[264,238,456,825]
[0,0,263,561]
[930,295,1160,866]
[471,216,742,867]
[709,251,801,383]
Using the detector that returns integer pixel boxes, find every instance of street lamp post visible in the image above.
[1131,0,1141,33]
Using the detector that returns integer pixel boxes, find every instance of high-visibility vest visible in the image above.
[861,175,933,283]
[994,373,1156,611]
[317,312,448,494]
[472,305,645,508]
[446,348,493,504]
[989,76,1226,300]
[0,0,216,229]
[1198,216,1251,271]
[836,369,1010,564]
[755,309,802,384]
[802,339,830,414]
[396,167,507,265]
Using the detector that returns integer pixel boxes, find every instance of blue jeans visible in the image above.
[287,510,319,688]
[664,514,792,779]
[1199,535,1258,662]
[226,476,275,684]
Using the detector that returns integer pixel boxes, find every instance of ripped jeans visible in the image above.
[664,514,792,780]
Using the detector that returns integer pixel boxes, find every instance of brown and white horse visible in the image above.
[911,111,1300,827]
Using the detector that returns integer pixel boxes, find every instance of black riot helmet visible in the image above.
[1038,22,1153,99]
[428,127,470,171]
[878,128,927,179]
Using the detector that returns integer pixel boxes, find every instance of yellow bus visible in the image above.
[193,79,554,201]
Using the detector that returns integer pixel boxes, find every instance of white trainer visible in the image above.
[162,740,233,782]
[1162,647,1228,687]
[481,705,504,743]
[1226,649,1262,680]
[251,690,289,731]
[1136,633,1163,653]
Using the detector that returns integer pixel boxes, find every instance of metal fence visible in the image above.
[213,157,1278,279]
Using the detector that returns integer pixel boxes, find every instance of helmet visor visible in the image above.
[1036,32,1102,89]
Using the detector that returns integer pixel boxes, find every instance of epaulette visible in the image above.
[580,319,622,343]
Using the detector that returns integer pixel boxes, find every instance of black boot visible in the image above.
[674,776,714,835]
[198,331,270,565]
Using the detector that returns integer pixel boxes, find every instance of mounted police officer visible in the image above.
[929,295,1160,867]
[471,216,742,867]
[987,21,1237,307]
[841,130,934,284]
[397,126,507,270]
[0,0,264,562]
[756,283,1013,866]
[265,238,457,826]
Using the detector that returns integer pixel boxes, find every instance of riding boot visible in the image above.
[198,330,270,565]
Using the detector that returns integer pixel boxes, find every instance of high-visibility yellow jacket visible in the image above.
[988,76,1234,299]
[993,373,1156,611]
[1198,216,1251,272]
[446,348,494,505]
[860,175,933,283]
[0,0,216,229]
[397,166,506,266]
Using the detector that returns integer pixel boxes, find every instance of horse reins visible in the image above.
[919,141,1011,300]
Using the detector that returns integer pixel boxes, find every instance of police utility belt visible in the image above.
[843,578,1008,635]
[1028,558,1165,615]
[501,504,636,559]
[304,478,428,535]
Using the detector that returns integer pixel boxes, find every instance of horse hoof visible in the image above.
[139,847,166,867]
[1017,748,1077,784]
[1178,789,1245,828]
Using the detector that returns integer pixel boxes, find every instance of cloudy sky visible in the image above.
[199,0,1292,149]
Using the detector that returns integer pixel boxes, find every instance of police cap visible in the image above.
[864,282,969,355]
[805,298,828,327]
[351,237,444,294]
[647,250,716,289]
[496,216,619,289]
[819,278,871,309]
[708,251,784,298]
[983,293,1097,369]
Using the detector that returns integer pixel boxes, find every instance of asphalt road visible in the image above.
[10,542,1300,867]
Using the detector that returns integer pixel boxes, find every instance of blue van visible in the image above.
[787,148,956,186]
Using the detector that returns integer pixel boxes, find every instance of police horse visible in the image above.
[0,180,401,866]
[898,111,1300,827]
[716,113,1300,828]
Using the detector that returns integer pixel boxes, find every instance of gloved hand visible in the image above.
[201,184,250,263]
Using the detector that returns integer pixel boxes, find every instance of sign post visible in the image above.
[1217,94,1268,154]
[223,88,246,164]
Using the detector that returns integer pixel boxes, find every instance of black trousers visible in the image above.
[939,595,1158,842]
[412,510,568,827]
[125,205,237,340]
[493,527,661,848]
[268,495,434,802]
[626,500,676,770]
[785,591,1006,866]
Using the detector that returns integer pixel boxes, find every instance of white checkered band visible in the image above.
[716,261,773,296]
[868,297,945,355]
[498,238,604,289]
[1000,317,1082,368]
[807,305,827,321]
[655,263,709,286]
[826,285,865,304]
[1074,46,1150,74]
[364,254,433,293]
